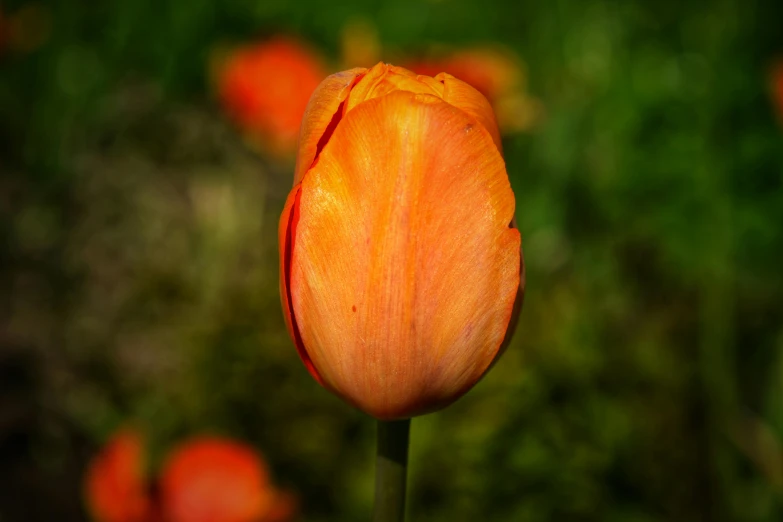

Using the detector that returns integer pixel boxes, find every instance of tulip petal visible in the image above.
[294,67,366,185]
[488,248,525,371]
[290,90,520,419]
[436,73,503,153]
[344,63,444,113]
[279,185,324,386]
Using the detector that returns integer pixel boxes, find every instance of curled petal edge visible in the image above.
[294,67,367,186]
[279,186,324,386]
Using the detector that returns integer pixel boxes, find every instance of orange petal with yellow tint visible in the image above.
[436,73,503,153]
[294,67,366,185]
[340,62,394,114]
[343,63,444,113]
[342,63,500,152]
[290,90,520,419]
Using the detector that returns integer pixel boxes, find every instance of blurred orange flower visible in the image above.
[85,432,296,522]
[405,46,543,133]
[216,38,327,156]
[771,59,783,124]
[158,437,295,522]
[84,429,154,522]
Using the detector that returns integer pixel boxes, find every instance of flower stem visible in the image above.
[373,418,410,522]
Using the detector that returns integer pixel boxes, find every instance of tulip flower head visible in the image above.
[279,62,524,420]
[217,37,326,156]
[84,429,154,522]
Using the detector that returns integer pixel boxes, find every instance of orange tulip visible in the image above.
[279,62,524,420]
[216,37,326,156]
[158,437,295,522]
[84,429,154,522]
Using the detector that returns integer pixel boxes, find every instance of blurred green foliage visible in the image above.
[1,0,782,521]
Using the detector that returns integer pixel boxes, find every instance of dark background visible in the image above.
[1,0,782,520]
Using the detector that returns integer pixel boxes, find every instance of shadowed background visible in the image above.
[1,0,783,520]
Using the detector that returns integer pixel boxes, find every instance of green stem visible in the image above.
[373,418,411,522]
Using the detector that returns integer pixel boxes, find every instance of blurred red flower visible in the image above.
[84,429,154,522]
[158,437,296,522]
[771,59,783,124]
[216,38,326,156]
